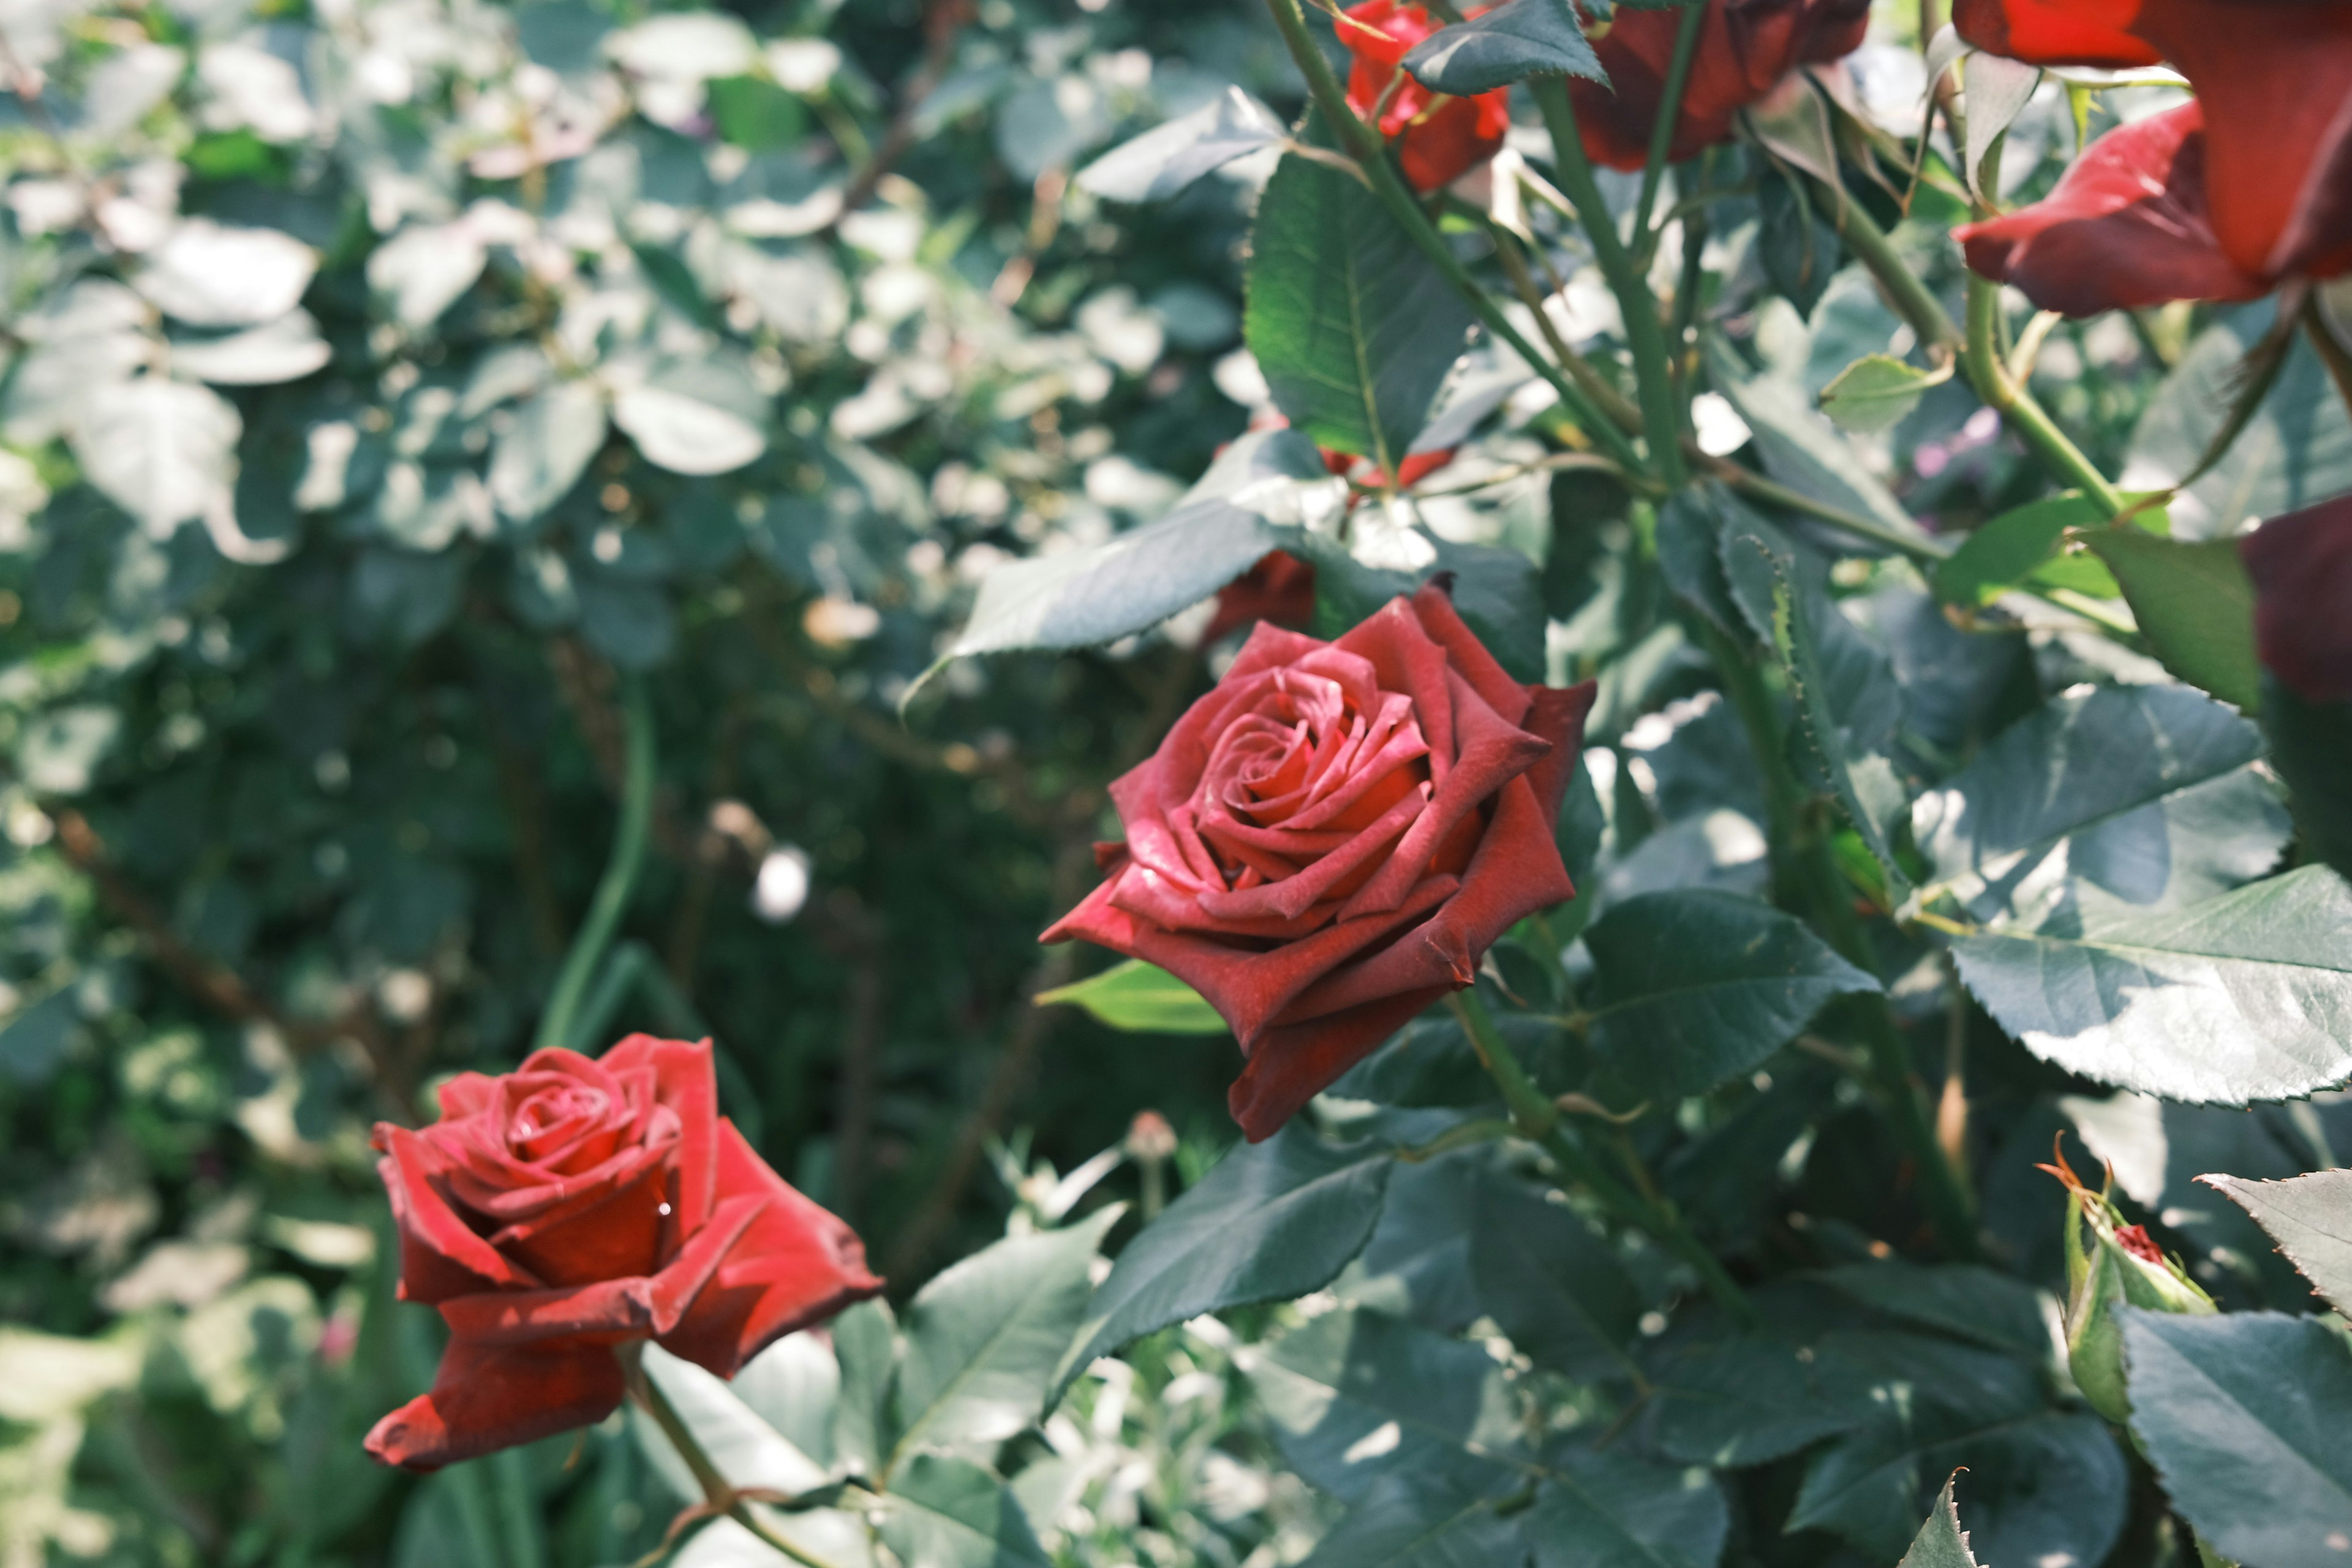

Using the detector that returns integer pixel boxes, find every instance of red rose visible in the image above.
[1567,0,1871,172]
[364,1035,881,1470]
[1954,0,2352,296]
[1044,581,1595,1140]
[1340,1,1513,192]
[2239,493,2352,705]
[1952,105,2271,315]
[1205,551,1319,645]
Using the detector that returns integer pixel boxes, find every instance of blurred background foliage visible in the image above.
[0,0,2344,1559]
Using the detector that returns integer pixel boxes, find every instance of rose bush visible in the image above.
[365,1035,879,1469]
[1044,582,1594,1140]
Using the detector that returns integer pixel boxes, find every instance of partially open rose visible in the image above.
[1046,581,1594,1139]
[364,1035,880,1469]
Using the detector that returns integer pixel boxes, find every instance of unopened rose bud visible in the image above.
[1125,1109,1177,1164]
[2045,1142,2215,1423]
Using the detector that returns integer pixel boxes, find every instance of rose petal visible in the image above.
[1409,580,1528,726]
[364,1336,625,1471]
[603,1034,720,1234]
[439,1194,764,1347]
[1228,986,1450,1140]
[376,1127,540,1301]
[485,1140,674,1287]
[1951,0,2155,67]
[658,1121,884,1379]
[1955,104,2269,314]
[2239,492,2352,704]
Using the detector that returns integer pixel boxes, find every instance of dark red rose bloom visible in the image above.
[2239,493,2352,705]
[1955,0,2352,298]
[1045,581,1595,1140]
[1567,0,1871,171]
[1953,105,2271,315]
[1340,1,1513,191]
[1205,551,1319,646]
[364,1036,880,1470]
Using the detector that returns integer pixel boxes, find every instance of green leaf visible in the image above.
[2200,1169,2352,1316]
[831,1298,900,1477]
[2082,530,2260,711]
[1468,1176,1640,1382]
[0,989,82,1085]
[1582,890,1882,1100]
[1897,1476,1982,1568]
[612,356,767,477]
[1932,492,2117,608]
[1248,1306,1526,1502]
[1818,355,1942,435]
[1910,685,2287,929]
[876,1453,1054,1568]
[1050,1124,1392,1406]
[1292,529,1549,682]
[1952,866,2352,1104]
[2126,305,2352,538]
[1703,337,1926,545]
[631,1345,832,1501]
[1790,1381,2122,1567]
[72,378,241,533]
[948,427,1327,658]
[1076,86,1284,203]
[1400,0,1602,96]
[1034,960,1227,1035]
[1523,1443,1730,1568]
[1719,513,1910,894]
[707,74,805,150]
[1244,153,1475,470]
[891,1210,1121,1463]
[1755,172,1843,317]
[1298,1471,1524,1568]
[2124,1309,2352,1568]
[489,380,608,522]
[2260,676,2352,884]
[1815,1262,2051,1359]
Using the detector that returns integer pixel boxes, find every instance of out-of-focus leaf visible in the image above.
[612,359,767,475]
[1953,866,2352,1104]
[368,224,489,329]
[2081,530,2260,712]
[875,1453,1054,1568]
[1523,1442,1730,1568]
[831,1299,899,1477]
[0,990,82,1085]
[2124,1310,2352,1568]
[489,381,608,522]
[168,311,333,385]
[1035,960,1227,1035]
[17,706,123,794]
[1401,0,1601,95]
[136,221,316,327]
[1296,1471,1522,1568]
[1932,492,2117,608]
[1051,1124,1392,1404]
[1245,153,1475,469]
[1818,355,1942,434]
[1703,337,1924,545]
[1077,87,1284,203]
[72,378,241,533]
[1583,890,1880,1099]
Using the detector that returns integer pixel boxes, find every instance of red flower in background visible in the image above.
[1340,1,1513,191]
[1205,551,1319,645]
[1567,0,1871,170]
[364,1036,880,1470]
[1954,0,2352,308]
[2239,493,2352,706]
[1045,581,1594,1140]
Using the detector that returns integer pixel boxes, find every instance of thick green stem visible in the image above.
[620,1344,838,1568]
[1964,274,2124,513]
[1806,173,1964,355]
[1631,1,1708,244]
[1485,217,1651,469]
[536,674,656,1054]
[1529,76,1687,486]
[1450,990,1757,1323]
[1259,0,1651,475]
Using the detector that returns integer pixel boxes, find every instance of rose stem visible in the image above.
[617,1343,841,1568]
[535,673,658,1055]
[1256,0,1651,477]
[1629,0,1709,247]
[1449,989,1758,1325]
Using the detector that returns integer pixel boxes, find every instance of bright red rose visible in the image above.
[364,1035,880,1470]
[1340,1,1513,192]
[1953,105,2270,315]
[1567,0,1871,171]
[1204,551,1319,646]
[1044,581,1595,1140]
[1955,0,2352,292]
[2239,493,2352,706]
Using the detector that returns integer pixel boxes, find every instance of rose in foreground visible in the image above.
[364,1035,881,1469]
[1046,581,1595,1140]
[1954,0,2352,309]
[1340,1,1512,192]
[1567,0,1870,171]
